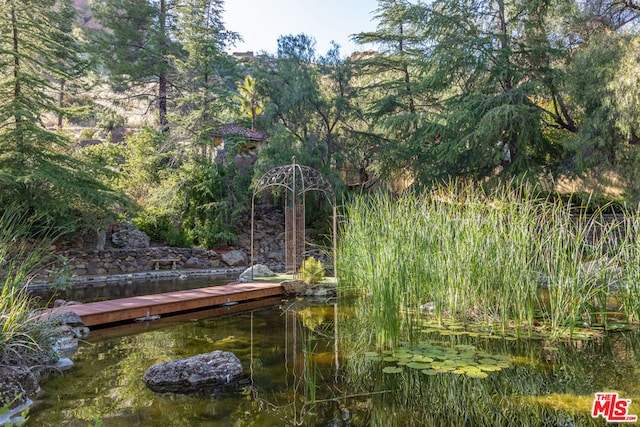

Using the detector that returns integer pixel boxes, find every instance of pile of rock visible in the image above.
[0,311,85,425]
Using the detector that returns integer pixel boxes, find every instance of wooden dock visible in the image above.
[54,282,283,327]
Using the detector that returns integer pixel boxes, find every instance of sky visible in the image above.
[223,0,380,57]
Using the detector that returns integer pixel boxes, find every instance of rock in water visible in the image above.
[143,350,244,394]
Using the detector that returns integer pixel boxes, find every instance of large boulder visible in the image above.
[239,264,276,281]
[219,250,246,267]
[111,222,150,249]
[143,350,244,394]
[281,279,309,295]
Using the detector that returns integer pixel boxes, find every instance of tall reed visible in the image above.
[618,211,640,323]
[0,207,58,366]
[338,181,628,347]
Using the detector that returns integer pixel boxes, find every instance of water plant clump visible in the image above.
[299,257,326,285]
[369,340,511,379]
[337,180,640,348]
[0,207,59,368]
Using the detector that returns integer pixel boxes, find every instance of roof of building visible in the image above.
[212,124,268,142]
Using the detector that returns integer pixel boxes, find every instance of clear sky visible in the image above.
[223,0,380,57]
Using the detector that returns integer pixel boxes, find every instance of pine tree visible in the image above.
[0,0,126,232]
[89,0,183,132]
[351,0,432,182]
[172,0,239,149]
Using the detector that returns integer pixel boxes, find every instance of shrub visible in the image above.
[299,257,325,285]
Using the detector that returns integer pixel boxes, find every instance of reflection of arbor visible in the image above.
[247,302,340,426]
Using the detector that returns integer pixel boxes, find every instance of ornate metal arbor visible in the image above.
[251,158,337,277]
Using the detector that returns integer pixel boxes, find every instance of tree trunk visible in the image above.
[58,79,66,128]
[11,0,20,111]
[158,0,168,132]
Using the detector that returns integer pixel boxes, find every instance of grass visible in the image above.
[251,273,337,285]
[0,207,58,367]
[337,180,638,348]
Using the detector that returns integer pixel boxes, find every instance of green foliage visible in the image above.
[235,76,264,129]
[338,181,636,348]
[87,418,103,427]
[134,206,191,247]
[0,0,128,235]
[299,257,325,285]
[96,108,125,132]
[0,207,58,367]
[118,128,172,202]
[253,34,355,169]
[76,142,124,170]
[178,160,250,248]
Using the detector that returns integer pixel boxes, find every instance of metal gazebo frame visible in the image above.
[250,157,337,279]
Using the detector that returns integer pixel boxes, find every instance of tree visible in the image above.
[350,0,433,183]
[172,0,240,150]
[235,75,264,130]
[48,0,92,128]
[353,0,576,185]
[0,0,126,233]
[89,0,183,131]
[254,34,354,168]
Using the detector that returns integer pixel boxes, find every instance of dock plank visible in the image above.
[55,282,283,327]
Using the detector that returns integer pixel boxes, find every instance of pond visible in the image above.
[28,275,238,306]
[28,298,640,426]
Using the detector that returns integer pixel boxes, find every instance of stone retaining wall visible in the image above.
[35,206,332,282]
[36,247,240,283]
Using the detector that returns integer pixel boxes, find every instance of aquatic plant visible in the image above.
[337,180,634,347]
[618,212,640,323]
[0,207,58,367]
[299,257,326,285]
[338,308,639,427]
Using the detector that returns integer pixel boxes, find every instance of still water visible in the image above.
[29,276,236,305]
[28,298,640,426]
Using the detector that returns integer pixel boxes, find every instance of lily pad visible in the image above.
[383,356,399,362]
[477,365,501,372]
[421,369,438,376]
[465,371,489,379]
[383,366,403,374]
[455,344,476,351]
[411,356,434,363]
[406,362,432,370]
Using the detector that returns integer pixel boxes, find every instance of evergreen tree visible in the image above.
[254,34,353,168]
[89,0,183,131]
[351,0,432,182]
[172,0,239,149]
[0,0,126,232]
[356,0,573,185]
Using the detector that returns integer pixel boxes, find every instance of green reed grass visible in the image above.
[0,207,58,367]
[338,181,634,347]
[618,211,640,323]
